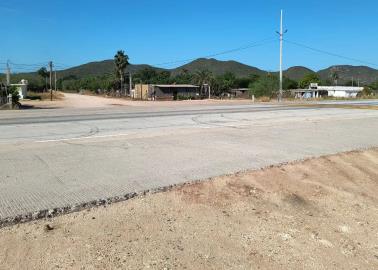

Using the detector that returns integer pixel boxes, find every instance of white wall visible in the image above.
[327,90,359,98]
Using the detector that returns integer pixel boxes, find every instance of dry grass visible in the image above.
[257,96,271,102]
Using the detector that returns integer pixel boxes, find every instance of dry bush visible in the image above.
[27,91,64,101]
[258,96,271,102]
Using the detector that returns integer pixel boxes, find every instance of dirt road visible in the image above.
[0,149,377,269]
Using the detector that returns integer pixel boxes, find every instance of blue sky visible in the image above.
[1,0,377,72]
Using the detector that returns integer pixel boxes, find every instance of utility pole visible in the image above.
[49,61,53,101]
[54,70,57,91]
[6,60,11,86]
[276,10,287,102]
[129,72,132,96]
[204,84,211,99]
[121,74,124,97]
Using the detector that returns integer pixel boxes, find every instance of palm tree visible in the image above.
[194,70,213,96]
[331,71,339,86]
[37,67,49,92]
[114,50,129,95]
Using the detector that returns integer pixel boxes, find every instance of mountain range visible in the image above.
[7,58,378,85]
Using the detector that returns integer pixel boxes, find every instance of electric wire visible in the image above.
[284,39,378,68]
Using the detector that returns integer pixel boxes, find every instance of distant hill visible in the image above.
[4,58,378,85]
[317,65,378,85]
[58,60,164,79]
[284,66,315,81]
[171,58,266,77]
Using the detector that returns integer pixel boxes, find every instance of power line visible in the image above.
[0,60,74,71]
[5,36,377,76]
[9,61,48,67]
[2,37,277,72]
[153,37,278,68]
[284,39,378,68]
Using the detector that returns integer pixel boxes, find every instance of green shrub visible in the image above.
[8,86,20,104]
[249,75,278,98]
[177,94,193,100]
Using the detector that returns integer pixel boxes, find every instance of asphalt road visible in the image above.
[1,100,378,220]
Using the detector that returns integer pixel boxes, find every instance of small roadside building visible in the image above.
[132,84,150,100]
[10,79,28,99]
[132,84,200,100]
[293,83,363,99]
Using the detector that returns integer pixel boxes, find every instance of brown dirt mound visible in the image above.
[0,148,377,269]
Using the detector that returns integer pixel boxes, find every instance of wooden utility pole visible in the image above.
[6,60,11,86]
[49,61,53,101]
[54,71,57,91]
[121,75,124,97]
[129,72,132,96]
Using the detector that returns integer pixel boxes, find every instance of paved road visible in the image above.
[1,100,378,220]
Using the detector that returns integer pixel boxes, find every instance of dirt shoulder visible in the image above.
[1,149,378,269]
[20,92,259,109]
[20,92,378,110]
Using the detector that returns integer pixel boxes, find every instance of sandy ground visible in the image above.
[0,149,377,269]
[20,92,378,111]
[21,92,258,109]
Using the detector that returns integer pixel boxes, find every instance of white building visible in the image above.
[293,83,363,99]
[10,79,28,99]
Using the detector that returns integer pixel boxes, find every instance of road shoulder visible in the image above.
[1,148,377,269]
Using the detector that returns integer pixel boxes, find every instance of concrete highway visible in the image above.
[1,98,378,221]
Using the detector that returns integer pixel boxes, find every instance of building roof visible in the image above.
[154,84,199,88]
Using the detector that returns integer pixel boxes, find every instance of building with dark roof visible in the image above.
[132,84,200,100]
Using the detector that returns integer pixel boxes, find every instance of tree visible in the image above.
[360,86,373,96]
[209,72,237,97]
[331,71,339,86]
[154,70,171,84]
[133,68,158,84]
[221,72,236,91]
[114,50,129,95]
[193,70,213,96]
[249,74,278,98]
[283,77,298,90]
[299,73,321,89]
[37,67,49,92]
[8,85,20,104]
[172,69,193,84]
[370,81,378,90]
[234,74,260,88]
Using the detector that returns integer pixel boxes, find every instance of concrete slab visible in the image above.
[0,104,377,221]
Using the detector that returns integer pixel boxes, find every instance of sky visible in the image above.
[1,0,377,72]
